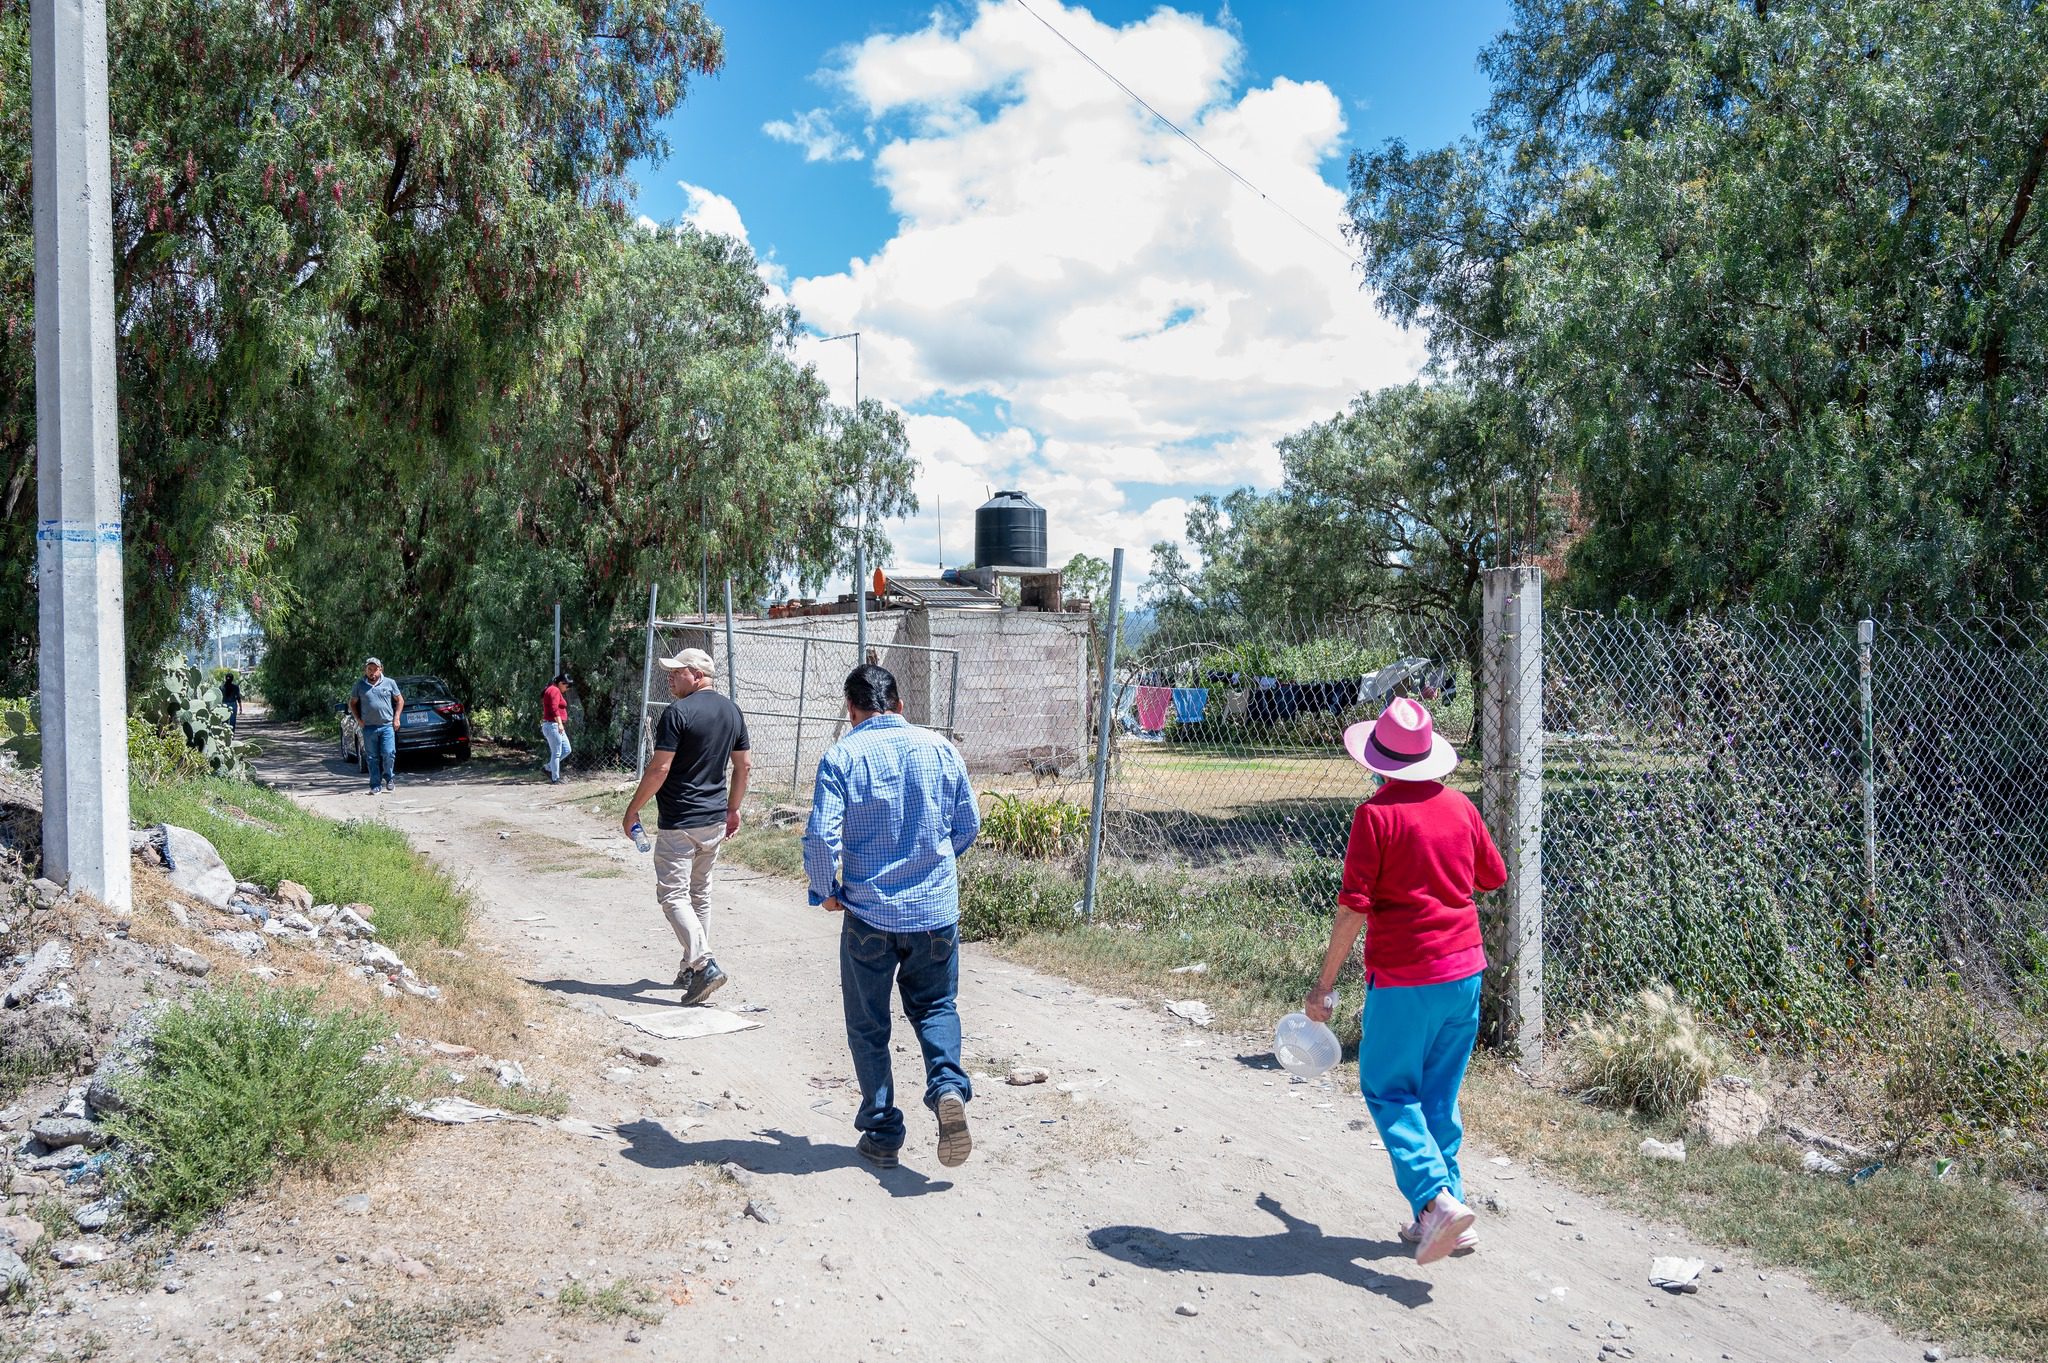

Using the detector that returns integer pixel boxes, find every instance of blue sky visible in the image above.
[629,1,1512,577]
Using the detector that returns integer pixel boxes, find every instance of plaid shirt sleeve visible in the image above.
[802,752,847,906]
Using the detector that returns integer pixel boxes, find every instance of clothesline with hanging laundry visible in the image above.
[1116,656,1456,737]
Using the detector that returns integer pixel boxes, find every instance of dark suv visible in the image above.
[339,674,472,768]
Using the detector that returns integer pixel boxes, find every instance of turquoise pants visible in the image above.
[1358,971,1483,1219]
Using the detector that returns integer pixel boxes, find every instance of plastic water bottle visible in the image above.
[1275,1010,1341,1079]
[630,820,651,853]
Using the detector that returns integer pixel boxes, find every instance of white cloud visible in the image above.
[677,182,752,246]
[782,1,1425,577]
[763,108,866,163]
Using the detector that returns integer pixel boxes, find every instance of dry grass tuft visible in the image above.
[1564,985,1733,1117]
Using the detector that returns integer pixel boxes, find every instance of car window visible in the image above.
[396,676,456,704]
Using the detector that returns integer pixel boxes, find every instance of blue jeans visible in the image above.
[363,723,397,792]
[1357,971,1483,1219]
[839,914,971,1150]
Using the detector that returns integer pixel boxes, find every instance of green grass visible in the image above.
[130,775,471,947]
[556,1278,663,1324]
[721,824,806,879]
[317,1296,506,1363]
[105,986,419,1232]
[1469,1064,2048,1360]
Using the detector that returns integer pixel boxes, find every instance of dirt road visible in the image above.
[247,718,1924,1363]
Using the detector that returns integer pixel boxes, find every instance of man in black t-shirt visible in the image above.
[622,648,752,1004]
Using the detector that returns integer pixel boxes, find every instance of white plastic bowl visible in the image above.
[1274,1011,1341,1078]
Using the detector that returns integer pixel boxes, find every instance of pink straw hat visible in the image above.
[1343,696,1459,782]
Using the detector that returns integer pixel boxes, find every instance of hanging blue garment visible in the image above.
[1113,683,1139,734]
[1172,687,1209,725]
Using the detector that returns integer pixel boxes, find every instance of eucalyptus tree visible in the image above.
[0,0,725,687]
[1347,0,2048,614]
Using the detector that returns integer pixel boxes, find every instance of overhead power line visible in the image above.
[1010,0,1493,353]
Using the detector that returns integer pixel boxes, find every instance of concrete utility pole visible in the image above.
[823,331,865,657]
[34,0,130,910]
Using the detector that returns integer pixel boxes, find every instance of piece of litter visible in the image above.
[613,1006,762,1041]
[1168,963,1208,975]
[1650,1256,1705,1293]
[1638,1137,1687,1164]
[1801,1149,1846,1176]
[406,1097,542,1127]
[1165,999,1214,1027]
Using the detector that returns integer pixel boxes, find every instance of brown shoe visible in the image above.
[935,1092,972,1168]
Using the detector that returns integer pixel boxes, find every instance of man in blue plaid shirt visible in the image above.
[804,664,983,1170]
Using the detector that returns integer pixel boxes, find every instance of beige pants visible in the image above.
[653,823,727,968]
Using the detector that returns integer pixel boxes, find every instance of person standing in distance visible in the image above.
[621,648,751,1005]
[350,658,404,795]
[220,671,243,732]
[803,664,982,1171]
[541,673,573,784]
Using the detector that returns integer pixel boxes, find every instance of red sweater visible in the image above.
[542,684,569,724]
[1339,780,1506,981]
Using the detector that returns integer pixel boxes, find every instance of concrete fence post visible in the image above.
[34,0,131,910]
[1481,566,1544,1062]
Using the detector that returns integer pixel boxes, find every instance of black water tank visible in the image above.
[974,490,1046,569]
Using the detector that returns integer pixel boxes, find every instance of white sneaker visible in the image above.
[1411,1193,1476,1266]
[1400,1218,1477,1255]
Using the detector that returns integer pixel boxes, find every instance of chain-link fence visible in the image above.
[631,605,1090,806]
[1097,612,1479,871]
[635,617,962,804]
[1544,609,2048,1040]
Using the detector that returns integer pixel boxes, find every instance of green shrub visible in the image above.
[1565,985,1734,1117]
[978,793,1090,859]
[127,716,208,787]
[1878,982,2048,1180]
[129,776,470,947]
[107,987,418,1231]
[0,694,38,767]
[136,663,250,780]
[958,855,1086,940]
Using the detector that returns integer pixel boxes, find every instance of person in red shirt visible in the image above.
[1304,695,1506,1267]
[541,674,573,784]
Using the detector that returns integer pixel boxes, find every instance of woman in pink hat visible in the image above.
[1304,695,1505,1266]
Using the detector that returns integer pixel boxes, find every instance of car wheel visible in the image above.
[449,746,471,764]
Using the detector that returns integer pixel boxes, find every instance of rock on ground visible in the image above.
[86,1003,167,1117]
[3,939,74,1007]
[0,1214,45,1253]
[212,930,268,958]
[158,824,238,909]
[1688,1076,1770,1148]
[275,880,315,914]
[0,1001,88,1072]
[0,1246,28,1296]
[168,946,212,977]
[30,1115,104,1150]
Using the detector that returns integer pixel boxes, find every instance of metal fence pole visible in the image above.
[1081,548,1126,920]
[723,578,739,702]
[552,602,561,678]
[793,636,810,794]
[1481,565,1544,1062]
[855,538,868,661]
[946,649,961,736]
[636,584,659,779]
[1858,617,1878,968]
